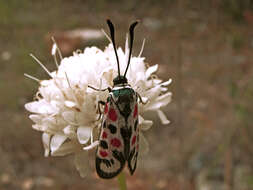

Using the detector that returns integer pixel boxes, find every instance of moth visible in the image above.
[89,20,145,179]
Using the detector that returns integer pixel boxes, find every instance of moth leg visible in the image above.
[97,100,105,121]
[88,85,112,92]
[136,92,148,105]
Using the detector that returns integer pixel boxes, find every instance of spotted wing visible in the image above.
[95,98,126,179]
[127,101,139,175]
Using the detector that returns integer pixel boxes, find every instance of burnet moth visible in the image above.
[88,19,146,179]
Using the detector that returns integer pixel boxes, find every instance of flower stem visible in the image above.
[117,172,127,190]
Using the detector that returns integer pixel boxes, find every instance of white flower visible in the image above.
[25,37,172,177]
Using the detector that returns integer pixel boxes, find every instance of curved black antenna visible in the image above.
[124,21,139,77]
[107,19,121,77]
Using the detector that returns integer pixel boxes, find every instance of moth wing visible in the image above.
[127,102,139,175]
[96,100,126,179]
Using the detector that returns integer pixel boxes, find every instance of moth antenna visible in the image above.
[106,19,120,76]
[124,20,139,77]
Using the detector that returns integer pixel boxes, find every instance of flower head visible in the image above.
[25,36,172,177]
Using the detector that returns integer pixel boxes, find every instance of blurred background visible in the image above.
[1,0,253,189]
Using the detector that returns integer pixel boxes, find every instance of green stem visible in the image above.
[117,172,127,190]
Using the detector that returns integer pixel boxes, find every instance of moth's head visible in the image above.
[113,75,128,86]
[106,19,138,88]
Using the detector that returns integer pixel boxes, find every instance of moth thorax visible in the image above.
[113,75,128,86]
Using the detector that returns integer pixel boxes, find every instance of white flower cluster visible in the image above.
[25,40,172,177]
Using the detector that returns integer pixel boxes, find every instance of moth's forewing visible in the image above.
[96,96,125,179]
[95,87,139,179]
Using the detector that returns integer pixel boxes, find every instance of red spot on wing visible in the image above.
[102,131,107,139]
[133,104,138,118]
[132,135,137,145]
[108,108,117,121]
[111,138,121,148]
[104,103,108,114]
[100,150,108,157]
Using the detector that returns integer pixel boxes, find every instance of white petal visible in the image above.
[50,134,67,154]
[157,109,170,125]
[42,133,51,157]
[25,100,59,114]
[42,117,56,126]
[146,79,162,88]
[64,101,76,108]
[144,85,162,100]
[74,151,89,178]
[145,92,172,111]
[29,114,42,123]
[140,120,153,131]
[83,141,99,150]
[156,92,172,102]
[140,96,148,104]
[32,124,47,131]
[161,79,172,86]
[145,64,158,78]
[138,115,153,131]
[139,132,149,155]
[63,125,76,137]
[51,141,77,156]
[62,111,75,124]
[77,126,91,144]
[161,87,168,92]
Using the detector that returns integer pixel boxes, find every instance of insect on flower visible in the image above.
[88,20,146,179]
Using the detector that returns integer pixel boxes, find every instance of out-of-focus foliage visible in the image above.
[222,0,253,21]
